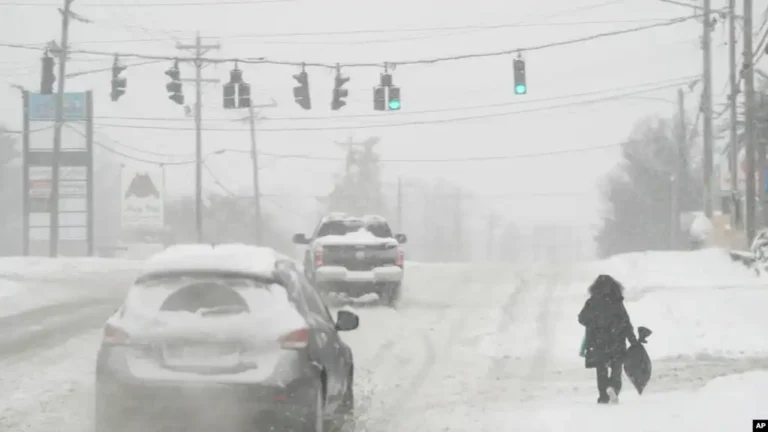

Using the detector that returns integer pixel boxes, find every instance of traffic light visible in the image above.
[110,55,127,102]
[223,82,236,109]
[238,82,251,108]
[331,71,349,110]
[388,86,401,110]
[374,86,386,111]
[223,67,251,109]
[293,70,311,110]
[40,53,55,95]
[513,58,527,95]
[165,61,184,105]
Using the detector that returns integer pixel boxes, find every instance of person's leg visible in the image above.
[595,363,609,403]
[609,359,624,395]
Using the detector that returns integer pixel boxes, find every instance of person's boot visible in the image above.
[606,387,618,404]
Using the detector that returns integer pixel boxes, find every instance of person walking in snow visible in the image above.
[578,274,638,404]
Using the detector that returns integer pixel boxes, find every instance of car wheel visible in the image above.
[303,382,327,432]
[94,383,126,432]
[380,283,401,308]
[334,375,356,432]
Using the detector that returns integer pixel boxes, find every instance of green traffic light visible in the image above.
[515,84,527,94]
[388,99,400,110]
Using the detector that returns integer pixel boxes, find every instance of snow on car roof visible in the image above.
[142,243,291,279]
[319,213,389,225]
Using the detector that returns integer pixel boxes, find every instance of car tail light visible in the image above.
[279,328,309,350]
[103,323,130,345]
[396,248,404,266]
[314,248,323,266]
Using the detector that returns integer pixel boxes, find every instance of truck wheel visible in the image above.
[379,283,401,308]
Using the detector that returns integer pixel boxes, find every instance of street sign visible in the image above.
[28,92,86,121]
[121,167,164,229]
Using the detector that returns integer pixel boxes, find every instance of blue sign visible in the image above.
[28,92,86,121]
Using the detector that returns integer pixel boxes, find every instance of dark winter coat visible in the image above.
[578,274,637,369]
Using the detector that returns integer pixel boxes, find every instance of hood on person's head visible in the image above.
[588,274,625,300]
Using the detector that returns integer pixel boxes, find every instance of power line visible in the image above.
[0,15,700,69]
[92,79,695,132]
[0,0,292,6]
[203,162,238,197]
[94,135,621,165]
[51,18,685,46]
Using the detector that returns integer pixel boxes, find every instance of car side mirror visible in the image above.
[335,310,359,331]
[394,233,407,244]
[292,233,310,245]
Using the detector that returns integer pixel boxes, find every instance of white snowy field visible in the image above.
[1,250,767,431]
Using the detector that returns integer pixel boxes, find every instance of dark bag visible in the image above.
[624,326,653,395]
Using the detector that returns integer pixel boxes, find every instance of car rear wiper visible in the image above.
[196,304,249,316]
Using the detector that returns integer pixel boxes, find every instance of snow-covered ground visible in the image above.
[1,250,767,431]
[0,257,144,317]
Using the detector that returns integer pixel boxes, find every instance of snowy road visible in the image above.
[2,254,768,431]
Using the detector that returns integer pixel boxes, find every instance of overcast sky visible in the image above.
[0,0,756,233]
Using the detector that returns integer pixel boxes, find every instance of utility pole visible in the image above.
[247,105,262,244]
[49,0,74,256]
[672,88,686,248]
[728,0,740,230]
[176,33,220,243]
[744,0,757,244]
[702,0,715,218]
[658,0,715,218]
[237,99,275,244]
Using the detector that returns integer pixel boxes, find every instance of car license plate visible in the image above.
[355,250,365,259]
[163,344,240,368]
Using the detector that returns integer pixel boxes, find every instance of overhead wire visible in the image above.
[0,14,701,69]
[0,0,293,6]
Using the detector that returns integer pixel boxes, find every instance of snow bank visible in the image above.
[0,279,23,298]
[553,249,768,361]
[586,248,768,292]
[483,371,768,432]
[0,257,145,318]
[0,257,144,281]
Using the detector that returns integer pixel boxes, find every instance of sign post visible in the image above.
[22,91,93,256]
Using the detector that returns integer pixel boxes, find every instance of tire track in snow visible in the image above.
[380,313,467,432]
[0,302,115,360]
[358,269,481,431]
[517,270,563,402]
[485,273,537,382]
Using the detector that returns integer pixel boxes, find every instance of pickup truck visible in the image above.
[292,214,407,307]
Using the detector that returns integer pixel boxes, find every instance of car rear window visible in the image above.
[316,219,392,238]
[126,273,289,314]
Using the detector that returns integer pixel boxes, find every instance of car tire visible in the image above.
[94,383,127,432]
[303,381,327,432]
[380,283,401,308]
[334,374,356,432]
